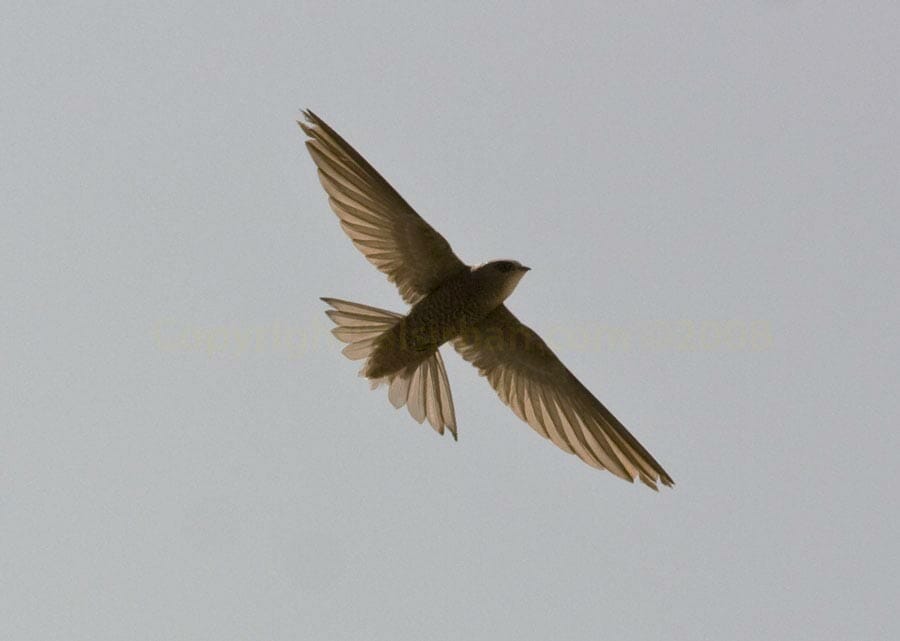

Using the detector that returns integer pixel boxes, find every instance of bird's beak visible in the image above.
[520,265,531,272]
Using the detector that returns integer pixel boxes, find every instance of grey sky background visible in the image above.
[3,2,899,640]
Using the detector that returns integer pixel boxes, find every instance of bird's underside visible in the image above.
[301,109,674,490]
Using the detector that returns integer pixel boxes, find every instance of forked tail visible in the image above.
[321,298,457,439]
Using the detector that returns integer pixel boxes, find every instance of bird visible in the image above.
[299,110,674,490]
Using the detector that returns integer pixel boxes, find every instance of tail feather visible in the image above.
[321,298,457,439]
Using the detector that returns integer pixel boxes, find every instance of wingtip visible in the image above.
[647,473,675,491]
[320,297,340,312]
[297,109,320,136]
[303,108,320,124]
[657,469,675,489]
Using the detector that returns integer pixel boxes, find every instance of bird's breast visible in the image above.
[403,272,494,349]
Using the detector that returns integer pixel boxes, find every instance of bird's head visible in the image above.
[473,260,531,305]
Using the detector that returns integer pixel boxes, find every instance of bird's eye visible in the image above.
[496,262,514,272]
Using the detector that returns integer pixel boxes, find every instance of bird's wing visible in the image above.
[299,110,468,305]
[453,305,674,490]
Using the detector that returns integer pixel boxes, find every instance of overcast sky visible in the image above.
[3,2,899,640]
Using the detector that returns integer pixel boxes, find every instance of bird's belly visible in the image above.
[366,276,491,378]
[404,284,488,349]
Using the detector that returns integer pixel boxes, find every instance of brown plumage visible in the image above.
[301,110,674,489]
